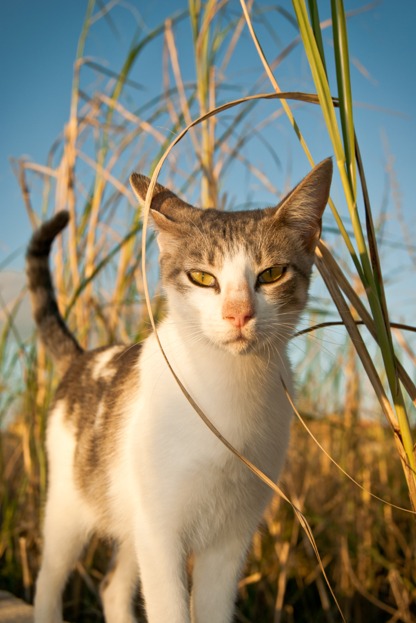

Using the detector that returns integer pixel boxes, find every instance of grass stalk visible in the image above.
[331,0,356,194]
[189,0,219,206]
[65,0,96,334]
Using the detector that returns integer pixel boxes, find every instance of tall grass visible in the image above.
[1,1,415,621]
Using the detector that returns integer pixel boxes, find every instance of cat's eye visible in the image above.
[257,266,286,285]
[188,270,217,288]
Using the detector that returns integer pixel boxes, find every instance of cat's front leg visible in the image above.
[100,537,139,623]
[134,521,190,623]
[190,533,251,623]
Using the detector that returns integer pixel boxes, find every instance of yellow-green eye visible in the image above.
[257,266,285,285]
[188,270,217,288]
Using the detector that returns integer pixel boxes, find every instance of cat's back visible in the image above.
[46,343,142,526]
[53,342,142,431]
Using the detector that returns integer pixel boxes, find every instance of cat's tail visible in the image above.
[26,211,83,374]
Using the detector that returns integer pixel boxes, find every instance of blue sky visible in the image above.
[1,0,415,337]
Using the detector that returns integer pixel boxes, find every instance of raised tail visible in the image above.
[26,211,83,374]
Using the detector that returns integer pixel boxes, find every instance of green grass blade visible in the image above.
[307,0,327,74]
[331,0,356,196]
[292,0,369,272]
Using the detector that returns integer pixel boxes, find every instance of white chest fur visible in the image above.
[117,318,293,551]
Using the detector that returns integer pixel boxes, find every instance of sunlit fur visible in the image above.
[29,159,332,623]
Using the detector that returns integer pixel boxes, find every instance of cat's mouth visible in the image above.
[222,332,254,354]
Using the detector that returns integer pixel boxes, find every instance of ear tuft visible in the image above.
[149,208,174,232]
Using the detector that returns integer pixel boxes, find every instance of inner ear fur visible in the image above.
[274,157,333,251]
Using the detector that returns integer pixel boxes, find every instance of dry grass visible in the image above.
[2,413,415,622]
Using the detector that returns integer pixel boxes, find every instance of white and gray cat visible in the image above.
[27,158,332,623]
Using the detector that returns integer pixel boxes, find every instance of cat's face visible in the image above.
[156,215,315,356]
[131,159,332,356]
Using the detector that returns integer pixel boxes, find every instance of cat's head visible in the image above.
[131,159,332,356]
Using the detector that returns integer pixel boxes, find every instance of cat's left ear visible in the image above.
[130,173,186,229]
[273,158,333,252]
[130,173,196,250]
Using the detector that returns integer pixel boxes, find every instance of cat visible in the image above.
[27,157,332,623]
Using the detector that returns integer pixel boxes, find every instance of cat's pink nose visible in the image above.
[222,294,254,328]
[223,305,254,329]
[224,311,254,328]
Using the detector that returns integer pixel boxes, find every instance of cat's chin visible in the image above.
[215,335,256,356]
